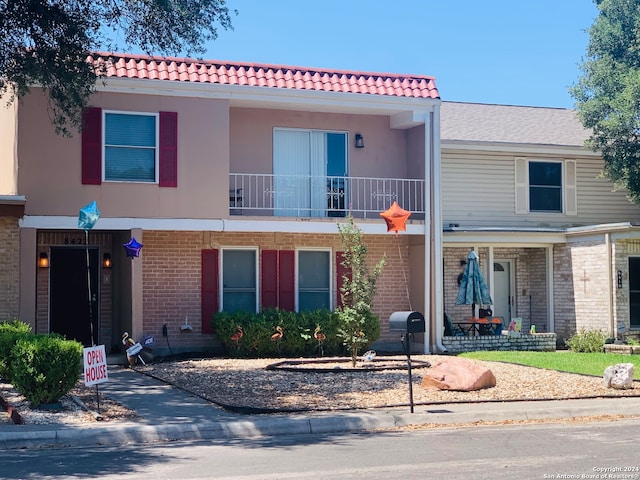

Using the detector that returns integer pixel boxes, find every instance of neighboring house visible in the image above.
[0,53,442,355]
[440,102,640,344]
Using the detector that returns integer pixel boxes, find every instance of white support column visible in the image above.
[430,106,445,353]
[423,112,432,354]
[131,228,144,342]
[488,246,495,309]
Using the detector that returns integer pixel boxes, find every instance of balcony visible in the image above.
[229,174,425,219]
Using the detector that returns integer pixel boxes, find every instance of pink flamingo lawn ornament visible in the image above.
[313,325,326,357]
[230,326,243,356]
[270,325,284,354]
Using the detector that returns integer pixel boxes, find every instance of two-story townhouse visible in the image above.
[0,53,443,356]
[440,102,640,345]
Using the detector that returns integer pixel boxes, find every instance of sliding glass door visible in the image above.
[273,128,347,217]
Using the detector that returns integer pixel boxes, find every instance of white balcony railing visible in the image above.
[229,174,425,219]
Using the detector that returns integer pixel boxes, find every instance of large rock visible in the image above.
[421,357,496,391]
[604,363,635,390]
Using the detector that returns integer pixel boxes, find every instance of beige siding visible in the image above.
[442,149,640,229]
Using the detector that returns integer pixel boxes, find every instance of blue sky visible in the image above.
[201,0,599,109]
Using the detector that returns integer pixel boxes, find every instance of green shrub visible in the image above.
[212,309,380,359]
[565,329,606,353]
[10,335,83,407]
[0,320,32,382]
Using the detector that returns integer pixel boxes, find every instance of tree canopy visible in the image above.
[0,0,235,136]
[571,0,640,204]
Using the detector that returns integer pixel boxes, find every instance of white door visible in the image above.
[493,260,513,327]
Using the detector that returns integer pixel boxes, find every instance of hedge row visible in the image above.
[213,308,380,358]
[0,320,83,407]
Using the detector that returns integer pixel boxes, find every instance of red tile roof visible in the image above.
[90,53,440,100]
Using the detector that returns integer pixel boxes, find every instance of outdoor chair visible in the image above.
[444,313,466,336]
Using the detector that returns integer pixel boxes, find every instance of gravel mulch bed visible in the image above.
[136,355,640,412]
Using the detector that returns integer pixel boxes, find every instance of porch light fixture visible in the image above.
[38,252,49,268]
[354,133,364,148]
[102,253,112,269]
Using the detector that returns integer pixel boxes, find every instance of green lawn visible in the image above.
[459,350,640,379]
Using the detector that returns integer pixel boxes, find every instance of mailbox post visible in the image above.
[389,311,426,413]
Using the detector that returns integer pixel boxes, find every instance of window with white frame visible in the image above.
[515,157,576,215]
[221,249,257,312]
[297,250,331,311]
[529,161,562,212]
[104,112,158,183]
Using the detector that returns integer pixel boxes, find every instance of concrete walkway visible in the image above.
[2,366,640,450]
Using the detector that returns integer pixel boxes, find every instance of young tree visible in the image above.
[0,0,235,136]
[571,0,640,204]
[336,216,386,367]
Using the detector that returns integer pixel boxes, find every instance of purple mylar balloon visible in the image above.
[123,237,143,258]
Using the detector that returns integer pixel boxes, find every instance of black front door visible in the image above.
[630,257,640,329]
[50,247,99,346]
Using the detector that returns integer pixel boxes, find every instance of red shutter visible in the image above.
[261,250,278,309]
[336,251,350,307]
[279,250,295,311]
[201,249,219,334]
[159,111,178,187]
[81,107,102,185]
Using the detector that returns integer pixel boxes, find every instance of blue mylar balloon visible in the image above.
[123,237,143,258]
[78,201,100,231]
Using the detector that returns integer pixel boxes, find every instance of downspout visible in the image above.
[606,233,615,338]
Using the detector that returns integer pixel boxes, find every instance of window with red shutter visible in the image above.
[201,249,219,334]
[260,250,295,311]
[81,107,102,185]
[159,111,178,187]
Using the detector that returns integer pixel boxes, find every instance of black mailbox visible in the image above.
[389,311,425,334]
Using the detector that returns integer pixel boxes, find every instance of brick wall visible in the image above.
[0,217,20,321]
[141,230,412,354]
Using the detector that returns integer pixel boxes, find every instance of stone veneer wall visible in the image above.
[0,216,20,321]
[442,333,556,353]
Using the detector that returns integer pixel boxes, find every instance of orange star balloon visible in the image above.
[379,201,411,236]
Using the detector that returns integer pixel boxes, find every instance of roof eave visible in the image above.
[95,76,441,118]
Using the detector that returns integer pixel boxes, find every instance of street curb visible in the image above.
[4,398,640,450]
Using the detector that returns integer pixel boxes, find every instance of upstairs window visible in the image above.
[104,112,158,183]
[528,161,562,212]
[82,108,177,187]
[515,157,576,215]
